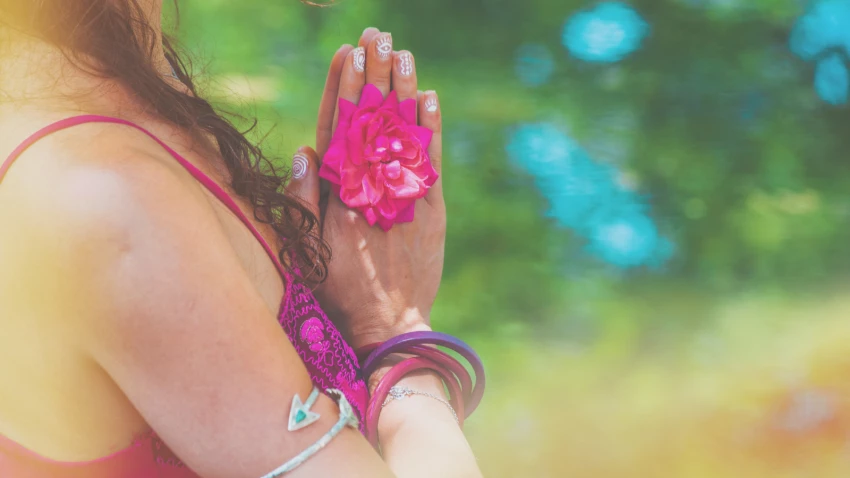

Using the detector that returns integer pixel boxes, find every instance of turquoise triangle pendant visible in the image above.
[288,387,321,431]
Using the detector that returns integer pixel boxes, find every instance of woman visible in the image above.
[0,1,482,477]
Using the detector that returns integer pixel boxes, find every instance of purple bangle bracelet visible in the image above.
[361,331,485,416]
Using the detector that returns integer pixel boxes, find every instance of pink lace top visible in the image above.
[0,115,368,478]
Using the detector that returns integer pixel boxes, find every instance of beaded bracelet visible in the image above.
[366,356,464,448]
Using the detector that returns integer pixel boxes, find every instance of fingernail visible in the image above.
[376,33,392,60]
[353,47,365,73]
[425,92,439,113]
[292,153,309,180]
[398,51,413,77]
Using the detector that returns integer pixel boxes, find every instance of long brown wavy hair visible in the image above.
[0,0,329,284]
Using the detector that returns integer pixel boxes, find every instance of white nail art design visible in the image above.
[376,35,393,59]
[399,52,413,76]
[353,47,365,72]
[292,154,309,179]
[425,97,438,113]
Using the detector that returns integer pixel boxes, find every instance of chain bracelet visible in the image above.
[381,386,459,425]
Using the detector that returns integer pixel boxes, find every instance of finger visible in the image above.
[366,32,393,97]
[418,90,443,204]
[358,27,380,49]
[419,90,442,174]
[335,45,367,122]
[392,50,418,117]
[287,147,321,221]
[317,44,354,159]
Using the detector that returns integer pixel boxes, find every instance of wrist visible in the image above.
[350,318,432,351]
[374,370,450,438]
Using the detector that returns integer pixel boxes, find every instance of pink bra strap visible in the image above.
[1,114,288,279]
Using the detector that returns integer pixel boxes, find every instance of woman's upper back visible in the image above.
[0,113,367,477]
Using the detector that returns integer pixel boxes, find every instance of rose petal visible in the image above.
[396,201,416,222]
[359,84,384,109]
[390,138,404,153]
[318,166,339,185]
[387,167,425,199]
[318,143,347,184]
[375,135,389,152]
[423,159,439,187]
[341,163,364,189]
[350,145,366,166]
[377,197,398,221]
[394,143,420,160]
[409,125,434,150]
[366,117,383,143]
[321,142,345,169]
[384,160,402,179]
[339,99,357,123]
[347,125,366,155]
[363,148,382,164]
[363,206,379,226]
[362,171,385,205]
[341,187,370,208]
[377,217,394,231]
[381,90,399,112]
[333,101,358,143]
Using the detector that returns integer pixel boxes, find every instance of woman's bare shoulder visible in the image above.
[1,119,215,247]
[0,118,234,331]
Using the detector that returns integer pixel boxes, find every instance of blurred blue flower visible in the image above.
[506,123,578,172]
[814,52,850,105]
[543,153,620,230]
[789,0,850,61]
[515,43,555,87]
[585,205,661,268]
[506,122,671,268]
[789,0,850,106]
[506,124,614,228]
[562,2,649,64]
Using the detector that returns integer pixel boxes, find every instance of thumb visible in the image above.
[287,146,321,221]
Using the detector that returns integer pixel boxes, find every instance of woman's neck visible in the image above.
[137,0,171,77]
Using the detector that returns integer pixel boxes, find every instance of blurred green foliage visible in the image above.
[168,0,850,340]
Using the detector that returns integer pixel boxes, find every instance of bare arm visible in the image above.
[57,142,393,478]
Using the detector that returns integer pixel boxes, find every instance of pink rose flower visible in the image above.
[318,84,438,231]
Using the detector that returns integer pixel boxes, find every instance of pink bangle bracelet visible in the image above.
[358,343,472,411]
[366,356,465,448]
[405,345,473,407]
[360,332,485,416]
